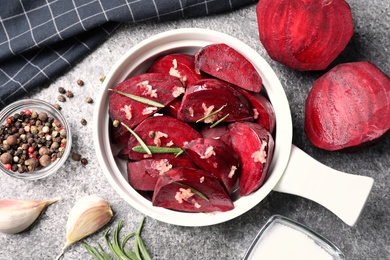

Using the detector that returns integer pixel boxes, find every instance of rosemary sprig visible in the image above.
[83,218,151,260]
[121,122,151,155]
[109,89,164,108]
[132,145,183,156]
[196,103,227,123]
[174,182,209,202]
[210,114,229,128]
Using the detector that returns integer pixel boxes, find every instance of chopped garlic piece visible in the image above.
[172,86,185,98]
[201,146,215,159]
[253,108,259,119]
[175,188,194,203]
[152,159,172,175]
[153,131,168,147]
[202,103,217,123]
[138,80,158,98]
[142,106,158,115]
[251,140,268,163]
[200,176,205,183]
[189,107,194,117]
[228,165,238,178]
[120,105,132,120]
[166,140,174,147]
[172,58,178,69]
[191,199,201,209]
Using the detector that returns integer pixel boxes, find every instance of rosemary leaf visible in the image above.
[121,123,151,155]
[210,114,229,128]
[132,145,183,155]
[137,236,152,260]
[124,248,137,260]
[121,232,136,251]
[109,89,164,108]
[82,242,111,260]
[173,182,209,202]
[196,103,227,123]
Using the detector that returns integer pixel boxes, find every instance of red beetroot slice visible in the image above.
[194,43,262,92]
[183,138,240,194]
[200,124,232,147]
[127,115,202,161]
[256,0,353,71]
[229,122,274,196]
[152,167,234,212]
[127,157,196,191]
[240,90,276,133]
[109,73,185,144]
[147,53,203,86]
[159,97,182,118]
[305,61,390,151]
[177,79,253,123]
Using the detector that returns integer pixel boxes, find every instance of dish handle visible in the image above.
[273,144,374,226]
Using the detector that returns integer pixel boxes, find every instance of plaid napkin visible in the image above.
[0,0,256,109]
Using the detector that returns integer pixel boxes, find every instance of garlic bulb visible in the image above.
[56,195,113,260]
[0,198,60,234]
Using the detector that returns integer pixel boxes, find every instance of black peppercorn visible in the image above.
[81,158,88,165]
[57,95,66,102]
[80,118,87,126]
[58,87,66,94]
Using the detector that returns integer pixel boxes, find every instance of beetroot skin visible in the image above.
[305,61,390,151]
[256,0,354,71]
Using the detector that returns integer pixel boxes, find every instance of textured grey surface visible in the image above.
[0,1,389,259]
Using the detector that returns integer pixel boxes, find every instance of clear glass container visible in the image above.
[0,99,72,180]
[243,215,345,260]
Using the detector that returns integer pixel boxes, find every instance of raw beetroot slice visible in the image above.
[147,53,203,86]
[127,115,202,161]
[229,122,274,196]
[177,79,253,123]
[183,138,240,194]
[305,61,390,151]
[152,167,234,212]
[195,43,262,92]
[109,73,185,144]
[127,157,196,191]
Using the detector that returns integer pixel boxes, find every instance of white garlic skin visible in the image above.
[65,195,113,247]
[0,198,59,234]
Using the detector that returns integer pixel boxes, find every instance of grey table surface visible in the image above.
[0,1,389,259]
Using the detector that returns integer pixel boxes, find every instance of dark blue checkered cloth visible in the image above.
[0,0,256,109]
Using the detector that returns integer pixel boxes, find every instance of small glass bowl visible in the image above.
[243,215,345,260]
[0,99,72,180]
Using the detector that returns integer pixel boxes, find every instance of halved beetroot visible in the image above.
[109,73,185,144]
[305,61,390,151]
[256,0,353,71]
[194,43,262,92]
[229,122,274,196]
[127,115,202,161]
[183,138,240,194]
[127,157,196,191]
[152,167,234,212]
[147,53,203,86]
[177,79,253,123]
[240,90,276,133]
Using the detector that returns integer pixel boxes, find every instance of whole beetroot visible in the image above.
[305,61,390,151]
[256,0,354,71]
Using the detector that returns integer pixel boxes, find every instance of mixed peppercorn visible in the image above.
[0,109,67,173]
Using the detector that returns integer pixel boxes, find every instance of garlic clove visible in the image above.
[65,195,113,246]
[0,198,60,234]
[56,195,113,260]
